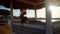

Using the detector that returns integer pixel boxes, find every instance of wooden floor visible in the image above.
[0,22,60,34]
[0,24,11,34]
[12,22,60,34]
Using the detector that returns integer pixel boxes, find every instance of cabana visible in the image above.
[0,0,60,34]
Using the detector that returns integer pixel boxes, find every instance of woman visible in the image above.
[20,11,31,23]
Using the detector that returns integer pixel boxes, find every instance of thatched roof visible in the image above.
[0,0,45,9]
[50,0,60,6]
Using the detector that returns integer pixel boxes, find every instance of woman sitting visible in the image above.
[20,9,42,24]
[20,10,31,23]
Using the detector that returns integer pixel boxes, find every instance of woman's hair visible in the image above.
[20,9,26,18]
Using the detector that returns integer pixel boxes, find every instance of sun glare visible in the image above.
[49,6,57,11]
[49,6,60,18]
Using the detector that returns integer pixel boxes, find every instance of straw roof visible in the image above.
[0,0,45,9]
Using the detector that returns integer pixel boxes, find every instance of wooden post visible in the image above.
[8,16,9,24]
[34,5,37,20]
[45,0,53,34]
[10,0,13,34]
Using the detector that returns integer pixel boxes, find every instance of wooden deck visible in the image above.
[12,22,60,34]
[0,22,60,34]
[0,24,11,34]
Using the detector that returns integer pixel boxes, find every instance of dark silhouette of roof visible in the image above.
[0,9,10,15]
[0,0,45,9]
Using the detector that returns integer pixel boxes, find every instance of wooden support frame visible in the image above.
[10,0,13,34]
[34,5,37,20]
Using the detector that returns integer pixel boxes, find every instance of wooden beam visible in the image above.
[34,5,37,20]
[17,0,45,5]
[36,2,45,5]
[17,0,35,5]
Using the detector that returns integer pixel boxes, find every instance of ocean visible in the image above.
[39,20,60,22]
